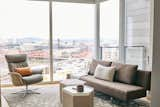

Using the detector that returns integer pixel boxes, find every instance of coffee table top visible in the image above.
[63,85,94,96]
[60,79,86,86]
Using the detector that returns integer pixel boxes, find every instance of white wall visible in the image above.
[151,0,160,106]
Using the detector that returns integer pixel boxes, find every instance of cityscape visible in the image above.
[0,36,119,84]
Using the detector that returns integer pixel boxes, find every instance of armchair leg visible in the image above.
[12,84,40,97]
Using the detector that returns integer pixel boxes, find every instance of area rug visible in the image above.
[1,85,150,107]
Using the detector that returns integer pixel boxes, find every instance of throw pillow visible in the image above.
[112,62,138,84]
[15,67,32,76]
[88,59,112,75]
[94,65,116,81]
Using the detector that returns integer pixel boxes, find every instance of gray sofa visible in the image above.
[80,59,151,101]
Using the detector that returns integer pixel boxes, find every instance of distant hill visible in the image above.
[16,37,44,43]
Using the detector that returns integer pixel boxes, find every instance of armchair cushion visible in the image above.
[22,74,43,84]
[31,66,43,74]
[9,62,28,72]
[5,54,27,63]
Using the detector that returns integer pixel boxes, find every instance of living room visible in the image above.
[0,0,160,107]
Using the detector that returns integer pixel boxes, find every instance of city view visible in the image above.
[0,0,154,106]
[0,0,120,85]
[0,36,119,84]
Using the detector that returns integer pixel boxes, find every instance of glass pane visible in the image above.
[125,47,145,69]
[100,0,120,61]
[53,2,95,81]
[125,0,151,70]
[0,0,50,85]
[102,48,119,62]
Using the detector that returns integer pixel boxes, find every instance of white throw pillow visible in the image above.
[94,64,116,81]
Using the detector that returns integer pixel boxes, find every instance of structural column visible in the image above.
[95,0,100,60]
[119,0,125,63]
[151,0,160,106]
[49,0,54,81]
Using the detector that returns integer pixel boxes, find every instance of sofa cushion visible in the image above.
[80,75,146,101]
[88,59,112,75]
[94,65,115,81]
[112,62,138,84]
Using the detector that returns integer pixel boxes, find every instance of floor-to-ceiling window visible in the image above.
[100,0,120,61]
[53,2,95,80]
[0,0,50,85]
[125,0,151,70]
[0,0,96,84]
[0,0,122,84]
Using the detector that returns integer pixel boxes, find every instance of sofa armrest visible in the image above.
[31,66,43,74]
[9,72,24,86]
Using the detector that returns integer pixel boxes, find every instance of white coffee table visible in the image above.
[60,79,86,103]
[62,85,94,107]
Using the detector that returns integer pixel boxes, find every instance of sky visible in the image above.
[0,0,119,41]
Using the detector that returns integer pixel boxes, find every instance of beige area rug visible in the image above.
[1,85,150,107]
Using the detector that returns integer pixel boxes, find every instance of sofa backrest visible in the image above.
[135,70,151,90]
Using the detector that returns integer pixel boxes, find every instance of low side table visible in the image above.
[60,79,86,103]
[63,85,94,107]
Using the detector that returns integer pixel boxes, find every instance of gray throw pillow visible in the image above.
[112,62,138,84]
